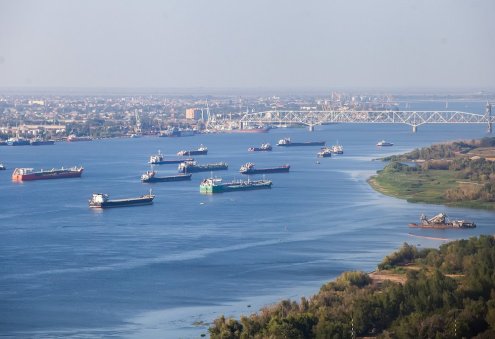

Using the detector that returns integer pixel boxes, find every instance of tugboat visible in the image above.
[178,161,228,173]
[149,150,194,165]
[317,148,332,158]
[141,170,192,183]
[200,177,272,193]
[376,140,394,147]
[89,191,155,208]
[240,162,290,174]
[408,213,476,229]
[177,145,208,156]
[248,143,272,152]
[277,137,325,147]
[12,166,84,181]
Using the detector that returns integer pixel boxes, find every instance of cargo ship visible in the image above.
[376,140,393,147]
[6,137,30,146]
[277,138,325,147]
[67,134,93,142]
[248,143,272,152]
[178,161,228,173]
[149,150,194,164]
[141,170,192,183]
[317,149,332,158]
[89,191,155,208]
[177,144,208,156]
[200,177,272,193]
[408,213,476,229]
[239,162,290,174]
[12,166,84,181]
[30,138,55,145]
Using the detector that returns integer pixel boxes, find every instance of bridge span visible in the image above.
[233,104,493,133]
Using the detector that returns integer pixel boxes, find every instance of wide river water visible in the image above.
[1,101,494,338]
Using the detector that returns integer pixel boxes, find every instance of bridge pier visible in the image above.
[487,103,492,133]
[412,125,417,133]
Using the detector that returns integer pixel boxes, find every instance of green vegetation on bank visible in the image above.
[209,236,495,338]
[369,137,495,209]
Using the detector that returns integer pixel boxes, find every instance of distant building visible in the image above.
[185,108,203,120]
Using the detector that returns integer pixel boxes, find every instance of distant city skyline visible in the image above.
[0,0,494,90]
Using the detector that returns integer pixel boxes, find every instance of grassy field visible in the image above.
[368,169,495,209]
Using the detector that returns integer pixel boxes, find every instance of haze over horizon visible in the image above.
[1,0,494,91]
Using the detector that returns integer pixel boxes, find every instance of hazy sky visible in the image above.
[0,0,494,90]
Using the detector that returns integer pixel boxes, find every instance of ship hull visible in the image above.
[317,153,332,158]
[240,167,289,174]
[30,140,55,146]
[200,181,272,193]
[277,141,325,147]
[150,158,194,164]
[142,174,192,182]
[248,147,272,152]
[67,137,92,142]
[179,165,227,173]
[12,169,83,181]
[178,150,208,156]
[7,140,30,146]
[408,223,475,229]
[90,197,154,208]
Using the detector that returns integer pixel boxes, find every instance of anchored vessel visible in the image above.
[67,134,93,142]
[240,162,290,174]
[377,140,393,147]
[178,161,228,173]
[277,138,325,147]
[177,145,208,156]
[200,177,272,193]
[141,171,192,183]
[30,138,55,145]
[12,166,84,181]
[6,137,30,146]
[331,144,344,154]
[408,213,476,229]
[89,192,155,208]
[317,148,332,158]
[248,143,272,152]
[149,150,194,164]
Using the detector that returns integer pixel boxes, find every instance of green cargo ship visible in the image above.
[200,178,272,194]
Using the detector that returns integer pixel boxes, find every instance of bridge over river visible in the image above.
[209,104,494,133]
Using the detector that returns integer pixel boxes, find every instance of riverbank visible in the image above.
[369,170,495,209]
[209,236,495,338]
[368,138,495,210]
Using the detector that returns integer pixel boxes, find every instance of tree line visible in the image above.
[209,236,495,338]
